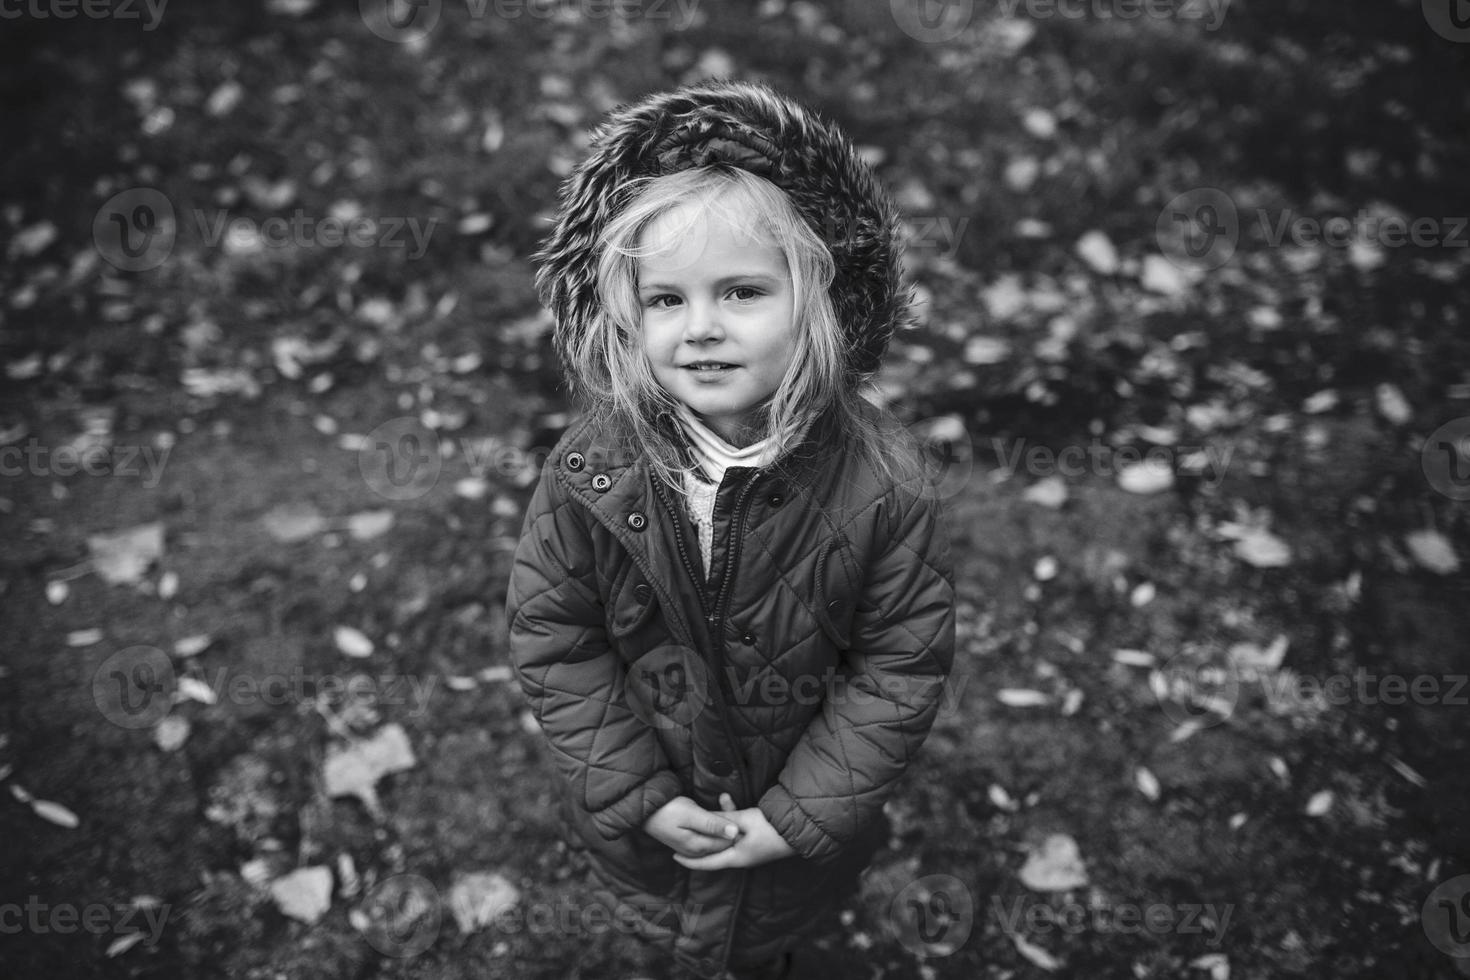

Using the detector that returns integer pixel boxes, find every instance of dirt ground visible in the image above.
[2,1,1468,977]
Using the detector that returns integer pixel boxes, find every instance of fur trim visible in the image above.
[534,79,912,383]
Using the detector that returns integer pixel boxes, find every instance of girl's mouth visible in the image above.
[683,363,738,372]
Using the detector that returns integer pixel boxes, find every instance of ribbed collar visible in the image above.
[672,403,790,484]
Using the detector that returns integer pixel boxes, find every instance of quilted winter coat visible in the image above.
[506,405,956,977]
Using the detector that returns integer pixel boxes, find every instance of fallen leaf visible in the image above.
[10,221,58,258]
[1075,230,1118,275]
[261,503,326,543]
[1375,383,1411,425]
[105,932,148,957]
[1117,459,1174,494]
[1129,581,1156,607]
[177,676,216,705]
[1033,556,1058,581]
[1022,476,1068,509]
[1190,952,1231,980]
[87,522,165,585]
[1135,766,1161,802]
[448,871,520,934]
[31,798,80,829]
[158,570,179,600]
[1022,107,1058,139]
[1302,389,1339,414]
[323,723,418,818]
[1113,649,1155,668]
[205,80,243,117]
[1140,254,1191,296]
[346,510,395,541]
[334,625,375,659]
[1305,790,1334,817]
[269,866,333,924]
[66,628,104,647]
[1234,528,1292,568]
[154,715,190,752]
[46,580,69,605]
[964,335,1012,365]
[455,477,490,500]
[174,634,212,658]
[997,689,1050,708]
[478,665,514,684]
[1019,833,1088,892]
[1405,529,1459,575]
[1012,932,1062,971]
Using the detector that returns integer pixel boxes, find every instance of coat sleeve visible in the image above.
[506,458,683,841]
[758,477,956,861]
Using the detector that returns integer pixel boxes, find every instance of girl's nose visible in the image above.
[683,300,724,343]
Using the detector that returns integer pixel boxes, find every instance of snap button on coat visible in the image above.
[627,511,647,531]
[634,583,652,603]
[565,451,585,471]
[592,473,612,492]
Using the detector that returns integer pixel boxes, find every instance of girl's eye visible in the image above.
[645,294,681,310]
[728,286,763,301]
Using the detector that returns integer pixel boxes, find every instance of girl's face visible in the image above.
[636,202,798,447]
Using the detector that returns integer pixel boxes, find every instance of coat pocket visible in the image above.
[607,565,661,640]
[813,533,861,650]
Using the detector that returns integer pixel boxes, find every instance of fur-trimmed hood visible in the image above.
[534,79,912,382]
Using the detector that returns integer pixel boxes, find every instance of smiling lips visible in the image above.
[682,362,738,371]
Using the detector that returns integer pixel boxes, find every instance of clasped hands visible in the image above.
[643,793,796,870]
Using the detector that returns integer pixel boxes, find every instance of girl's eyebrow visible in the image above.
[638,273,783,293]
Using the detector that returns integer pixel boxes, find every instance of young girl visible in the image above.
[507,80,956,980]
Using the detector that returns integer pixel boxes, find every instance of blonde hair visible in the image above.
[560,166,907,496]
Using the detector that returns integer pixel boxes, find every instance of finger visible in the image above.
[687,813,740,841]
[718,793,738,812]
[672,833,734,857]
[674,849,738,871]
